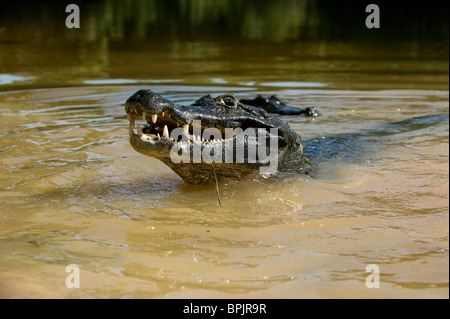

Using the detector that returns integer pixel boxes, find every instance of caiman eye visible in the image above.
[223,97,236,108]
[217,94,238,109]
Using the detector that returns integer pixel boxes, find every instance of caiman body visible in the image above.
[125,90,311,184]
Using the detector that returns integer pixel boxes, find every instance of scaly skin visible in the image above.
[240,95,321,116]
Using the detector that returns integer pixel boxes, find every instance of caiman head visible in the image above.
[125,90,309,184]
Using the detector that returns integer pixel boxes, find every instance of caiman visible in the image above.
[240,95,321,116]
[125,90,312,184]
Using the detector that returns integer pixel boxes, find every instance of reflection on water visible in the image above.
[0,85,448,298]
[0,1,448,90]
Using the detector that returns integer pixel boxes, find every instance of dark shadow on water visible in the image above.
[1,1,447,90]
[1,0,448,42]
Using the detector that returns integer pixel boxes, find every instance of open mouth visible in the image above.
[126,106,280,147]
[127,109,238,145]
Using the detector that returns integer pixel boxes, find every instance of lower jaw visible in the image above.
[162,161,261,184]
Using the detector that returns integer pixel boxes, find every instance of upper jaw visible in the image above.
[127,107,282,149]
[126,103,285,145]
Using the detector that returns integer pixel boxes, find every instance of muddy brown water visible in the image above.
[0,83,448,298]
[0,1,448,297]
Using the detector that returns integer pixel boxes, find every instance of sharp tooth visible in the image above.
[142,112,147,121]
[191,135,195,142]
[163,125,169,138]
[183,124,189,135]
[162,112,165,117]
[137,124,143,137]
[127,114,135,127]
[157,133,160,139]
[128,124,135,135]
[151,114,158,123]
[197,135,201,141]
